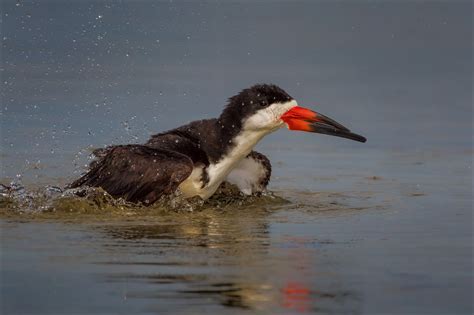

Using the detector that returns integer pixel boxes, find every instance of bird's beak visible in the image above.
[280,106,366,143]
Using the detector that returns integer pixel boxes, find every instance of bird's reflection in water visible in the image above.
[96,209,360,313]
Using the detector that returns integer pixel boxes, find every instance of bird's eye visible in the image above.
[259,100,268,107]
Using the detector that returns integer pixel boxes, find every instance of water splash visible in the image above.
[0,181,288,218]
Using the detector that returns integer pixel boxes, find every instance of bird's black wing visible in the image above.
[68,145,193,205]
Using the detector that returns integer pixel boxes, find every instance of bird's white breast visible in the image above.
[225,156,267,195]
[177,135,260,199]
[178,130,266,199]
[179,100,297,200]
[178,165,205,198]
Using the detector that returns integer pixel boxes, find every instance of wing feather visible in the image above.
[69,145,193,205]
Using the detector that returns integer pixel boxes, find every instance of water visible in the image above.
[1,148,471,314]
[1,1,472,314]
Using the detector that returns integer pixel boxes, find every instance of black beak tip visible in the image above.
[346,133,367,143]
[358,135,367,143]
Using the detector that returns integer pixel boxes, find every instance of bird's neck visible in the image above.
[205,122,271,192]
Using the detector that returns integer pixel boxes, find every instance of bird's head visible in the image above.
[221,84,366,143]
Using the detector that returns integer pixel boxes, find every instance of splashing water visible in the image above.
[0,180,288,219]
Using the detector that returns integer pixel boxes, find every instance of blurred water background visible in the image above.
[1,1,472,314]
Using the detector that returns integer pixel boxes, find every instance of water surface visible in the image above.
[1,1,472,314]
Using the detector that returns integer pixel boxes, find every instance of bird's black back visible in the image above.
[69,84,291,204]
[147,84,292,164]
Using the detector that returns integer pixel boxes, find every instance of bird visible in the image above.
[68,84,366,205]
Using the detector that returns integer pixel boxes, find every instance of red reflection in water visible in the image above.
[282,282,311,313]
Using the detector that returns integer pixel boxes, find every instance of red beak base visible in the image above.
[280,106,366,143]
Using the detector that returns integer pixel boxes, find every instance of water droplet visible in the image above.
[45,185,62,195]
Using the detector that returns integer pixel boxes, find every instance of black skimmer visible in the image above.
[69,84,366,205]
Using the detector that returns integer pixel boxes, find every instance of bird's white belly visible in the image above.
[178,166,219,200]
[178,154,269,199]
[178,166,204,198]
[178,127,273,200]
[225,157,267,195]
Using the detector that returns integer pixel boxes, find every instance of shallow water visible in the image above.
[1,1,472,314]
[1,148,472,314]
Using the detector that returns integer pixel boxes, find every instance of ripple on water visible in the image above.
[0,180,375,314]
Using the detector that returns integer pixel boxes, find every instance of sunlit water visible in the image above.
[1,1,472,314]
